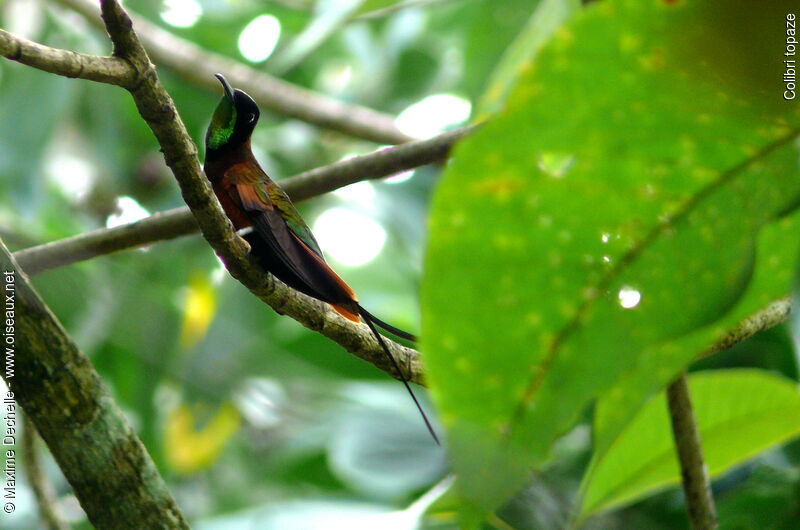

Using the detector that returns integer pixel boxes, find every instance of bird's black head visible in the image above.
[205,73,260,155]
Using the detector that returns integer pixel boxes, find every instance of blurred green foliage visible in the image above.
[1,0,799,529]
[581,370,800,520]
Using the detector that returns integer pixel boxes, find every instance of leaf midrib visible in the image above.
[506,126,800,435]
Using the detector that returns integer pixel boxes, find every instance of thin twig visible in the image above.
[666,373,718,530]
[55,0,413,144]
[13,126,474,275]
[21,415,70,530]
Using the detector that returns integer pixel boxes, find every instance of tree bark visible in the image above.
[0,240,188,528]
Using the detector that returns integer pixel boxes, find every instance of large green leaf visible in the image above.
[589,211,800,478]
[579,369,800,520]
[421,0,800,515]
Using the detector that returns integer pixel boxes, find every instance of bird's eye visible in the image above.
[248,113,256,123]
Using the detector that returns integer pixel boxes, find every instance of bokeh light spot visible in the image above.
[396,94,472,139]
[238,15,281,63]
[333,181,376,204]
[160,0,202,28]
[46,153,94,202]
[385,170,414,184]
[313,208,386,267]
[106,196,150,229]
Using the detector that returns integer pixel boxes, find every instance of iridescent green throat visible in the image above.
[206,97,237,150]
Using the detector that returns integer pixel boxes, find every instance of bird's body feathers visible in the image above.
[203,74,437,444]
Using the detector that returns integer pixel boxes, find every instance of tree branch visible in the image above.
[0,241,189,529]
[0,16,426,387]
[2,13,792,384]
[85,0,422,385]
[703,297,792,358]
[56,0,414,144]
[13,126,474,275]
[15,207,197,276]
[667,373,718,530]
[0,28,134,86]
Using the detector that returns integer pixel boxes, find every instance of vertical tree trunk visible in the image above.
[667,373,718,530]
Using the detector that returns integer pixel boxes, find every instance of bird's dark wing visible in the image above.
[221,164,360,321]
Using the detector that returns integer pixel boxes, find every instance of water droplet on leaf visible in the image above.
[618,286,642,309]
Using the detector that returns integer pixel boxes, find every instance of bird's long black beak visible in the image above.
[214,73,235,102]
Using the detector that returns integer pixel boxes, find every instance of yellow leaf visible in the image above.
[165,401,240,474]
[180,272,216,350]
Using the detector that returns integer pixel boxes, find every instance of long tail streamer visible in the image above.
[359,308,440,445]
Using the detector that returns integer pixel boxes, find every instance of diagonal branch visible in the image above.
[702,297,791,359]
[0,18,425,384]
[56,0,413,144]
[0,241,189,528]
[87,0,426,384]
[13,126,474,275]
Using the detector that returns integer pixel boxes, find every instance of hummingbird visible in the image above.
[203,74,438,444]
